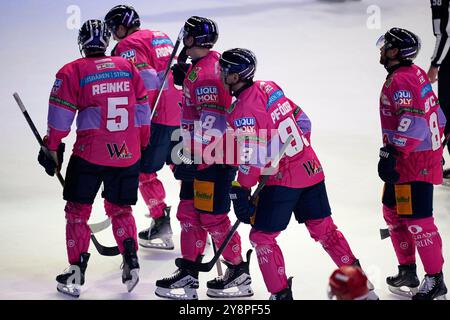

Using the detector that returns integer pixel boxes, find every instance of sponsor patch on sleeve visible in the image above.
[52,79,62,94]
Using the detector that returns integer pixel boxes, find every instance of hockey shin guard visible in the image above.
[406,217,444,275]
[305,216,357,266]
[200,213,243,265]
[249,229,287,294]
[176,200,207,261]
[383,205,416,265]
[104,200,137,254]
[65,202,92,265]
[139,172,166,219]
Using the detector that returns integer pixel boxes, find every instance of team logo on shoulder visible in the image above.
[106,142,133,159]
[385,77,393,88]
[52,79,62,94]
[120,50,137,64]
[188,67,201,82]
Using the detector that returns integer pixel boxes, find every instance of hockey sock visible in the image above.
[383,205,416,265]
[200,213,242,265]
[104,200,137,253]
[139,172,166,219]
[305,216,357,266]
[65,201,92,265]
[176,200,207,261]
[406,217,444,275]
[249,229,287,294]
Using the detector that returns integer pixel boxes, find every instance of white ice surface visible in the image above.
[0,0,448,300]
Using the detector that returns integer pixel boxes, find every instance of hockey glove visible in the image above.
[172,62,191,86]
[229,182,255,224]
[378,144,400,184]
[38,141,65,177]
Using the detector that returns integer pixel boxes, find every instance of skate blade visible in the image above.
[139,237,174,250]
[206,285,254,299]
[155,287,198,300]
[57,283,81,298]
[366,290,380,300]
[388,285,418,298]
[125,269,140,293]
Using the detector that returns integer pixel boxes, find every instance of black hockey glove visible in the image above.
[38,142,65,177]
[229,182,255,224]
[378,144,400,184]
[172,62,191,86]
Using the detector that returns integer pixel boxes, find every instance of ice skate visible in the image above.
[56,252,90,298]
[412,272,447,300]
[155,267,200,300]
[353,259,379,300]
[155,255,202,300]
[386,264,420,298]
[139,206,174,250]
[269,277,294,300]
[121,238,140,293]
[206,249,254,298]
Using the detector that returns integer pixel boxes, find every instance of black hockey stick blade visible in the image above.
[175,219,240,272]
[380,228,391,240]
[90,234,120,256]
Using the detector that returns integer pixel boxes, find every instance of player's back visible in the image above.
[230,80,324,188]
[57,56,147,167]
[114,29,182,126]
[182,51,232,167]
[380,64,446,184]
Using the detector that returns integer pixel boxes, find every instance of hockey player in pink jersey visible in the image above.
[220,48,378,300]
[37,20,151,298]
[105,5,182,250]
[154,17,252,300]
[377,28,447,300]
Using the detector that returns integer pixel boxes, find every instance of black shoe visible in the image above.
[56,252,90,298]
[386,263,420,298]
[206,249,254,298]
[412,272,447,300]
[121,238,140,292]
[139,207,174,250]
[269,277,294,300]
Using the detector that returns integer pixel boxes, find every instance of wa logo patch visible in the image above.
[106,142,133,159]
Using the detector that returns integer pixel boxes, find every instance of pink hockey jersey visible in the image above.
[181,51,232,167]
[379,64,446,184]
[227,80,325,189]
[114,29,182,126]
[46,55,151,167]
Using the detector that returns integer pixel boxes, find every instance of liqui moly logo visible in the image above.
[196,86,218,103]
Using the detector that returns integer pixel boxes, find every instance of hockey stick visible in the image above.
[149,28,184,122]
[175,135,294,272]
[13,92,113,253]
[211,237,223,276]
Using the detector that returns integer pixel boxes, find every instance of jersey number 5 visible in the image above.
[107,97,129,132]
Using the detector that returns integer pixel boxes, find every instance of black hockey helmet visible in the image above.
[377,27,421,61]
[183,16,218,48]
[78,20,111,54]
[104,5,141,33]
[219,48,257,81]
